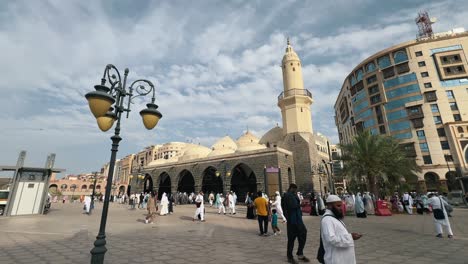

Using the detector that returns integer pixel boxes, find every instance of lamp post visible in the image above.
[85,64,162,264]
[90,172,98,214]
[71,185,77,203]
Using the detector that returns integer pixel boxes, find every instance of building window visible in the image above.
[433,116,442,125]
[415,51,423,57]
[441,141,450,150]
[420,142,429,152]
[457,127,464,133]
[424,91,437,102]
[437,127,446,137]
[421,72,429,77]
[423,155,432,164]
[450,102,458,110]
[416,130,425,139]
[430,104,439,113]
[366,75,377,85]
[418,61,426,67]
[370,94,381,104]
[424,82,432,88]
[382,67,395,79]
[368,85,379,95]
[366,62,377,72]
[454,114,462,121]
[446,90,455,99]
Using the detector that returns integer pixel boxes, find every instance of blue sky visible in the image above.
[0,0,467,176]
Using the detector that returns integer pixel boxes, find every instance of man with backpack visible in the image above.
[283,184,309,263]
[318,195,361,264]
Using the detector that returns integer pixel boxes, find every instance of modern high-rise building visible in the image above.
[334,27,468,193]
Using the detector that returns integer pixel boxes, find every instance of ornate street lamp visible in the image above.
[85,64,162,264]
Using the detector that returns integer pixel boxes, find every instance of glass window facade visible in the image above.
[430,45,462,55]
[421,72,429,77]
[364,118,376,128]
[420,142,429,152]
[393,132,412,139]
[353,90,367,102]
[416,130,425,139]
[350,76,357,86]
[385,84,420,99]
[355,109,373,120]
[383,73,417,89]
[366,62,376,73]
[430,104,439,113]
[454,114,462,121]
[378,55,391,69]
[368,85,379,95]
[450,102,458,110]
[446,90,455,99]
[366,75,377,85]
[393,50,408,64]
[356,69,363,82]
[433,116,442,124]
[423,155,432,164]
[353,100,369,113]
[389,120,411,132]
[385,95,423,110]
[386,109,407,121]
[441,141,450,150]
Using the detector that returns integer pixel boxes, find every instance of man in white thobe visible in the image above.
[84,195,91,214]
[403,192,413,214]
[218,194,226,214]
[428,193,453,238]
[193,191,205,221]
[320,195,361,264]
[228,191,236,215]
[208,192,214,207]
[271,191,286,222]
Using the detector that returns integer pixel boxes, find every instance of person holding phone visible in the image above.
[318,195,362,264]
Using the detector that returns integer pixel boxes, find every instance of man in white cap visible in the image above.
[271,191,287,222]
[317,195,361,264]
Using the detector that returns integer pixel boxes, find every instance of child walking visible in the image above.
[272,209,281,235]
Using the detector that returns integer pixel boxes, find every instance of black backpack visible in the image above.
[317,215,345,263]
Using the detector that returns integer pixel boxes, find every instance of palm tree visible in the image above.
[340,131,419,198]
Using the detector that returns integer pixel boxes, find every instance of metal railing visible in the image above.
[278,88,312,101]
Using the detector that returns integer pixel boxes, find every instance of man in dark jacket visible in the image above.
[283,184,309,263]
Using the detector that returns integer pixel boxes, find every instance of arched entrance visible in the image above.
[143,174,153,193]
[202,166,223,195]
[81,185,87,191]
[119,185,126,195]
[177,170,195,193]
[158,172,172,199]
[446,171,460,191]
[49,184,58,194]
[230,163,257,203]
[424,172,440,191]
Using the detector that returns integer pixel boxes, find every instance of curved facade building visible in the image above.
[334,29,468,193]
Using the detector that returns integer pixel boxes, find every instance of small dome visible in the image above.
[282,39,300,64]
[179,144,211,161]
[208,136,237,157]
[259,126,284,146]
[236,131,266,152]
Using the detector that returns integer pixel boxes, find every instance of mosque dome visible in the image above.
[236,131,266,152]
[179,144,212,161]
[282,38,300,64]
[259,126,284,147]
[208,136,237,157]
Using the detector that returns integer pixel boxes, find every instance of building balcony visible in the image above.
[278,88,312,101]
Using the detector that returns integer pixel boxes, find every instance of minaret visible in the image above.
[278,38,314,135]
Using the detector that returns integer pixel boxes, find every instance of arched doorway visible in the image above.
[158,172,172,199]
[230,163,257,203]
[446,171,460,191]
[49,184,58,194]
[202,166,223,195]
[81,185,87,191]
[424,172,439,191]
[177,170,195,194]
[143,174,153,193]
[119,185,126,195]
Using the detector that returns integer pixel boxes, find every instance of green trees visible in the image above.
[340,131,419,198]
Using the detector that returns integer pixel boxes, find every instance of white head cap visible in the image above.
[326,195,341,203]
[275,191,280,195]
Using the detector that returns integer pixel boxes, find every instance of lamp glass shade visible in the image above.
[96,114,116,132]
[140,103,162,130]
[85,90,115,118]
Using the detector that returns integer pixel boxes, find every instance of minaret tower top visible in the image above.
[281,39,304,92]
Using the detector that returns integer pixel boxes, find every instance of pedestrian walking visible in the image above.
[160,193,169,215]
[218,194,226,214]
[145,192,157,224]
[428,193,453,238]
[317,195,361,264]
[272,209,281,235]
[193,191,205,222]
[283,184,309,263]
[254,191,269,236]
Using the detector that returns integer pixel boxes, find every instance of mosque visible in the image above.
[132,40,333,201]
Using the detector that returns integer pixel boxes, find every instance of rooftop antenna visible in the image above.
[415,11,436,39]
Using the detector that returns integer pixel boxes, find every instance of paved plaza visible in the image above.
[0,202,467,264]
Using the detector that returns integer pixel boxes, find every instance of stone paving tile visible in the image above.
[1,203,468,263]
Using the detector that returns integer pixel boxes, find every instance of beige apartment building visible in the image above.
[334,28,468,193]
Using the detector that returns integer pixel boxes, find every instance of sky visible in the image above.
[0,0,467,176]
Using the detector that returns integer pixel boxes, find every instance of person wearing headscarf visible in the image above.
[271,191,287,222]
[363,192,375,215]
[214,193,220,208]
[145,192,157,224]
[317,193,326,215]
[245,192,255,219]
[344,193,355,215]
[160,193,169,216]
[310,193,318,216]
[355,193,367,218]
[168,193,174,214]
